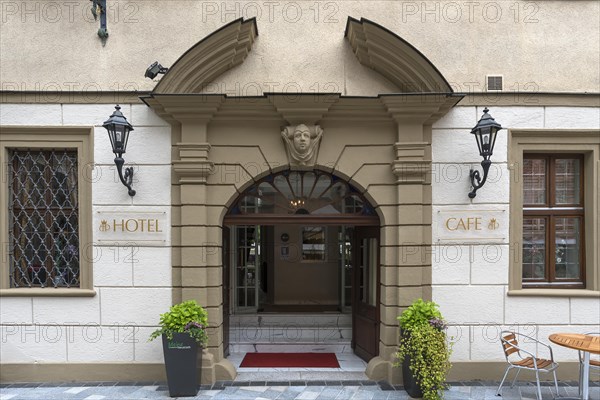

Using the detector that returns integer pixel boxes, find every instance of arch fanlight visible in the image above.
[226,170,378,224]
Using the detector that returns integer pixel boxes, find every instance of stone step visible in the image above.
[230,326,352,344]
[230,313,352,328]
[230,342,353,354]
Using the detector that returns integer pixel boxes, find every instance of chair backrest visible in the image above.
[501,331,520,359]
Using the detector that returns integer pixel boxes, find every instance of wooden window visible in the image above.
[522,154,585,288]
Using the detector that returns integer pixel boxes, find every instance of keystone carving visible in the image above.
[281,124,323,167]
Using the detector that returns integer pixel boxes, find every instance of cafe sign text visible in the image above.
[435,209,506,243]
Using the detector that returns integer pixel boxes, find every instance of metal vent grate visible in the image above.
[487,75,503,91]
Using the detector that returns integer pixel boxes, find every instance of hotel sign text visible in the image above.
[95,211,168,244]
[99,218,163,233]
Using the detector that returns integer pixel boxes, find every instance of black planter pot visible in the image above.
[161,333,201,397]
[400,329,424,399]
[402,353,424,399]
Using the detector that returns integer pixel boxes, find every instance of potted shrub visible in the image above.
[395,299,452,400]
[149,300,209,397]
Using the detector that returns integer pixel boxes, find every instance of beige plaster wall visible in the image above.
[1,1,598,94]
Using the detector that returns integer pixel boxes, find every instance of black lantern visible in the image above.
[468,107,503,198]
[103,105,136,196]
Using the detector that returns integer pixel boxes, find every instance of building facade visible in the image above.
[1,0,599,385]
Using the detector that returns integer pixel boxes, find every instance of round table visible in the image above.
[549,333,600,400]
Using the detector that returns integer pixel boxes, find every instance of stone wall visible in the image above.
[0,104,172,371]
[431,105,600,366]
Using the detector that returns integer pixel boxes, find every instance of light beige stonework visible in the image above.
[147,89,457,384]
[2,4,599,386]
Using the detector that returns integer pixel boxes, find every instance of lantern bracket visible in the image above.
[114,156,136,197]
[469,159,491,199]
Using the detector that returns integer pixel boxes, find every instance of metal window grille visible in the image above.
[8,150,80,288]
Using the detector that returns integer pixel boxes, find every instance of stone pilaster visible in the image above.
[157,97,236,383]
[366,99,443,384]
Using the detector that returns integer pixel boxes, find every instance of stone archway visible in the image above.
[142,16,462,385]
[221,168,383,364]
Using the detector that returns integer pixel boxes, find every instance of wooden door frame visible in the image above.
[222,226,231,357]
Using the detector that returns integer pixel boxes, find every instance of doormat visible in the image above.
[239,352,340,368]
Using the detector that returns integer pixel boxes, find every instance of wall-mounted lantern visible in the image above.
[468,107,503,199]
[103,105,136,196]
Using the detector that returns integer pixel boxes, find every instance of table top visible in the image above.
[549,333,600,354]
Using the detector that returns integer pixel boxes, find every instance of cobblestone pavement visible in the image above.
[1,380,598,400]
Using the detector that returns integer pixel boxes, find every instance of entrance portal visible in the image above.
[230,224,352,313]
[223,170,381,362]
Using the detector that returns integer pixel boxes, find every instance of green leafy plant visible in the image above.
[395,299,452,400]
[398,298,442,330]
[149,300,209,346]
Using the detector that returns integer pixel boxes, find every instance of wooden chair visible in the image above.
[496,331,559,400]
[578,332,600,397]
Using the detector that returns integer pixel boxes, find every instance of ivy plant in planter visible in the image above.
[150,300,209,397]
[395,299,452,400]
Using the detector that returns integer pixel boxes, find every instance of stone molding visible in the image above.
[144,94,461,126]
[345,17,453,93]
[270,96,339,125]
[153,18,258,94]
[2,92,599,107]
[173,143,214,184]
[391,142,431,184]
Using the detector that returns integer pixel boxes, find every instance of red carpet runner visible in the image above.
[239,352,340,368]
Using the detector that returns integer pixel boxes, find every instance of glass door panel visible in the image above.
[339,226,353,311]
[234,225,260,312]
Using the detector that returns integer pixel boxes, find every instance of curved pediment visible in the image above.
[345,17,453,93]
[153,18,258,94]
[151,17,451,96]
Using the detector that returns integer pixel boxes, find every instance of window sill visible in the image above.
[508,289,600,298]
[0,288,97,297]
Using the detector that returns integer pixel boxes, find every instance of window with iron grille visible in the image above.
[8,149,80,288]
[522,154,585,288]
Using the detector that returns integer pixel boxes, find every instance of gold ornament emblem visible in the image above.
[99,220,110,232]
[488,218,499,230]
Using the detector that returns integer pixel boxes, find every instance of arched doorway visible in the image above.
[144,15,461,384]
[222,169,381,362]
